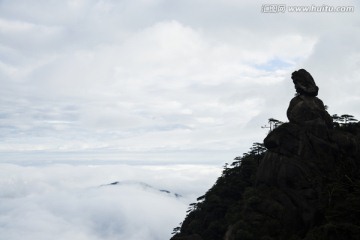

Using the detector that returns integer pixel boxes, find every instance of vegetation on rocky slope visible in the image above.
[171,69,360,240]
[172,118,360,240]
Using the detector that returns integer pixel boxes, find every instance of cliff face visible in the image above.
[171,69,360,240]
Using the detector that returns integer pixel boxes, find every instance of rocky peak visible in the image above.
[292,69,318,97]
[171,69,360,240]
[287,69,332,128]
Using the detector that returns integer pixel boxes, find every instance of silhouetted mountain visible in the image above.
[171,69,360,240]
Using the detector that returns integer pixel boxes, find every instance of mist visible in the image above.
[0,163,222,240]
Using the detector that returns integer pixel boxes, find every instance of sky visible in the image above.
[0,0,359,164]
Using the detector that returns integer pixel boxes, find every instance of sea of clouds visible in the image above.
[0,163,222,240]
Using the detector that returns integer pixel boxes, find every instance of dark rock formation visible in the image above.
[256,69,335,237]
[291,69,318,97]
[171,69,360,240]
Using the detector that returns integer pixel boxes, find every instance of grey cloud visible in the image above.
[0,0,359,162]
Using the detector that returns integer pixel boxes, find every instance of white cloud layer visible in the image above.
[0,163,222,240]
[0,0,359,163]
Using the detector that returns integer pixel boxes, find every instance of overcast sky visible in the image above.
[1,0,359,164]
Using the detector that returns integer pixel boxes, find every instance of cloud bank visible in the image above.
[0,163,222,240]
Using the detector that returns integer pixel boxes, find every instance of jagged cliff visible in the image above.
[171,69,360,240]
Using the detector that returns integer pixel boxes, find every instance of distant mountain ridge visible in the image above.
[101,180,182,198]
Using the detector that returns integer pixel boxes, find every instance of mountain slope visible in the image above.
[171,69,360,240]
